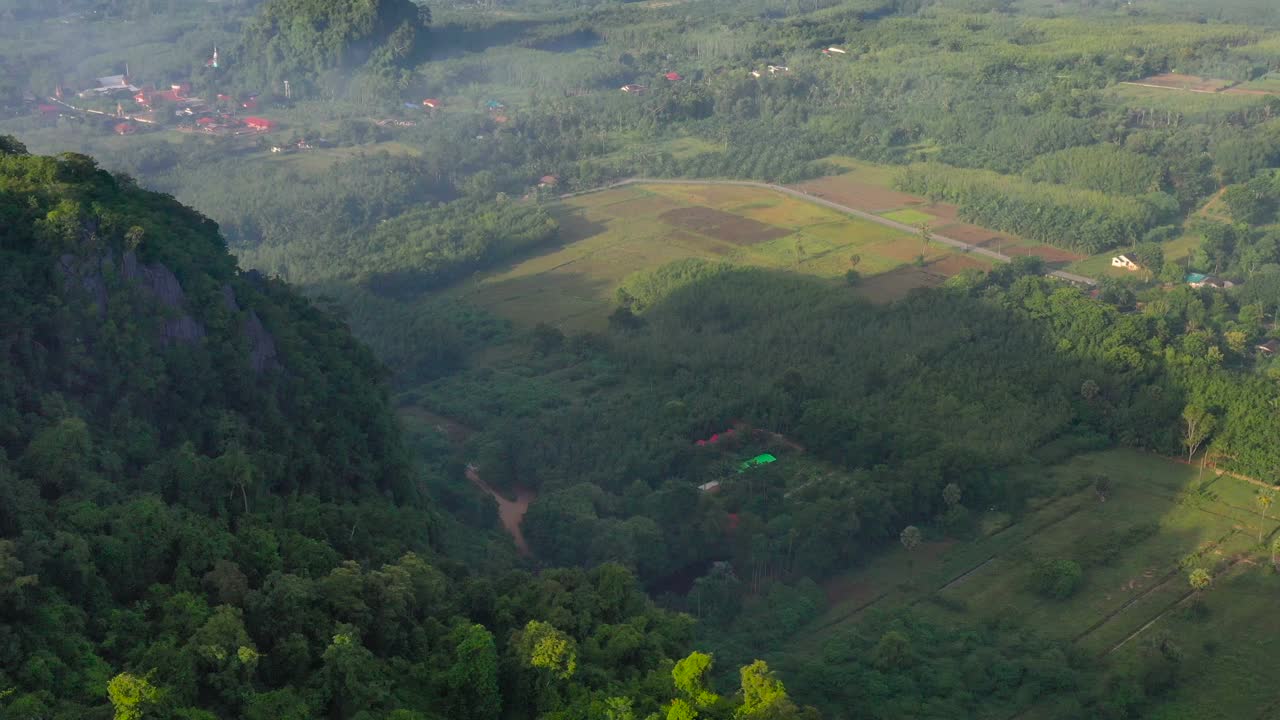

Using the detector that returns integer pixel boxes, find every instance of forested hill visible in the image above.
[235,0,431,92]
[0,138,814,720]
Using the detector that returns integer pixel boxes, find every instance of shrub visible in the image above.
[1029,558,1083,599]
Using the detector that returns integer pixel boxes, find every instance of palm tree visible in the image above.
[1257,493,1274,544]
[1188,568,1212,598]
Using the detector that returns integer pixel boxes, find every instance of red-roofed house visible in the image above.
[665,72,682,81]
[423,98,442,109]
[196,117,216,126]
[244,117,275,131]
[37,104,59,116]
[114,122,137,136]
[241,99,257,110]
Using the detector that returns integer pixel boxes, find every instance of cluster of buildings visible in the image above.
[46,72,279,138]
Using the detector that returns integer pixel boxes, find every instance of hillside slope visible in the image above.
[0,138,761,720]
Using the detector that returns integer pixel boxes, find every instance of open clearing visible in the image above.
[778,449,1280,719]
[454,183,991,330]
[1124,73,1235,93]
[1108,82,1269,115]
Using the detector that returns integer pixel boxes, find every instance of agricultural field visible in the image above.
[1108,82,1269,115]
[1126,73,1235,92]
[454,182,992,329]
[793,163,1086,265]
[781,449,1280,719]
[1236,73,1280,93]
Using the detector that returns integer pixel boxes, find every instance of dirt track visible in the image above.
[466,464,535,557]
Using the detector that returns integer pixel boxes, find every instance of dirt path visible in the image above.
[466,464,535,557]
[560,178,1097,286]
[1174,456,1280,492]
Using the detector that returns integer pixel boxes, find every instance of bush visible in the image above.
[1029,558,1083,599]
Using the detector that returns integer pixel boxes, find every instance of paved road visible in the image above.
[560,177,1097,286]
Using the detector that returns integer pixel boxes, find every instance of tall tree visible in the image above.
[444,624,501,720]
[1181,405,1215,463]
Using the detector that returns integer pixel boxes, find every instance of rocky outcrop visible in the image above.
[122,251,205,345]
[57,254,108,314]
[222,283,279,374]
[221,284,240,313]
[244,310,279,373]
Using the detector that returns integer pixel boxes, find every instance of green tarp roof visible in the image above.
[737,453,777,471]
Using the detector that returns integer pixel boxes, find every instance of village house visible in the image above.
[1257,339,1280,355]
[538,175,559,188]
[113,122,137,136]
[423,98,442,109]
[244,117,275,132]
[1186,273,1234,289]
[80,74,138,98]
[665,72,682,81]
[750,70,762,78]
[620,84,648,94]
[1111,254,1140,271]
[768,65,790,74]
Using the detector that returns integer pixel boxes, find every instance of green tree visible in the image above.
[736,660,792,719]
[519,620,578,680]
[319,629,389,718]
[22,417,92,496]
[942,483,962,508]
[872,630,913,670]
[1188,568,1212,597]
[899,525,922,552]
[672,652,720,709]
[1182,405,1215,462]
[107,673,165,720]
[1256,493,1274,543]
[445,624,501,720]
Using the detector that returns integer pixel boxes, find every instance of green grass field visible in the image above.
[1069,231,1201,279]
[1108,83,1268,115]
[452,183,991,329]
[781,449,1280,718]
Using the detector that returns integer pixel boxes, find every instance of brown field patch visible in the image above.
[922,202,960,223]
[660,207,791,245]
[873,239,930,263]
[791,176,922,213]
[824,576,880,607]
[927,253,989,275]
[681,185,765,206]
[936,222,1011,247]
[601,194,682,218]
[1132,73,1233,93]
[938,223,1084,263]
[1023,245,1084,263]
